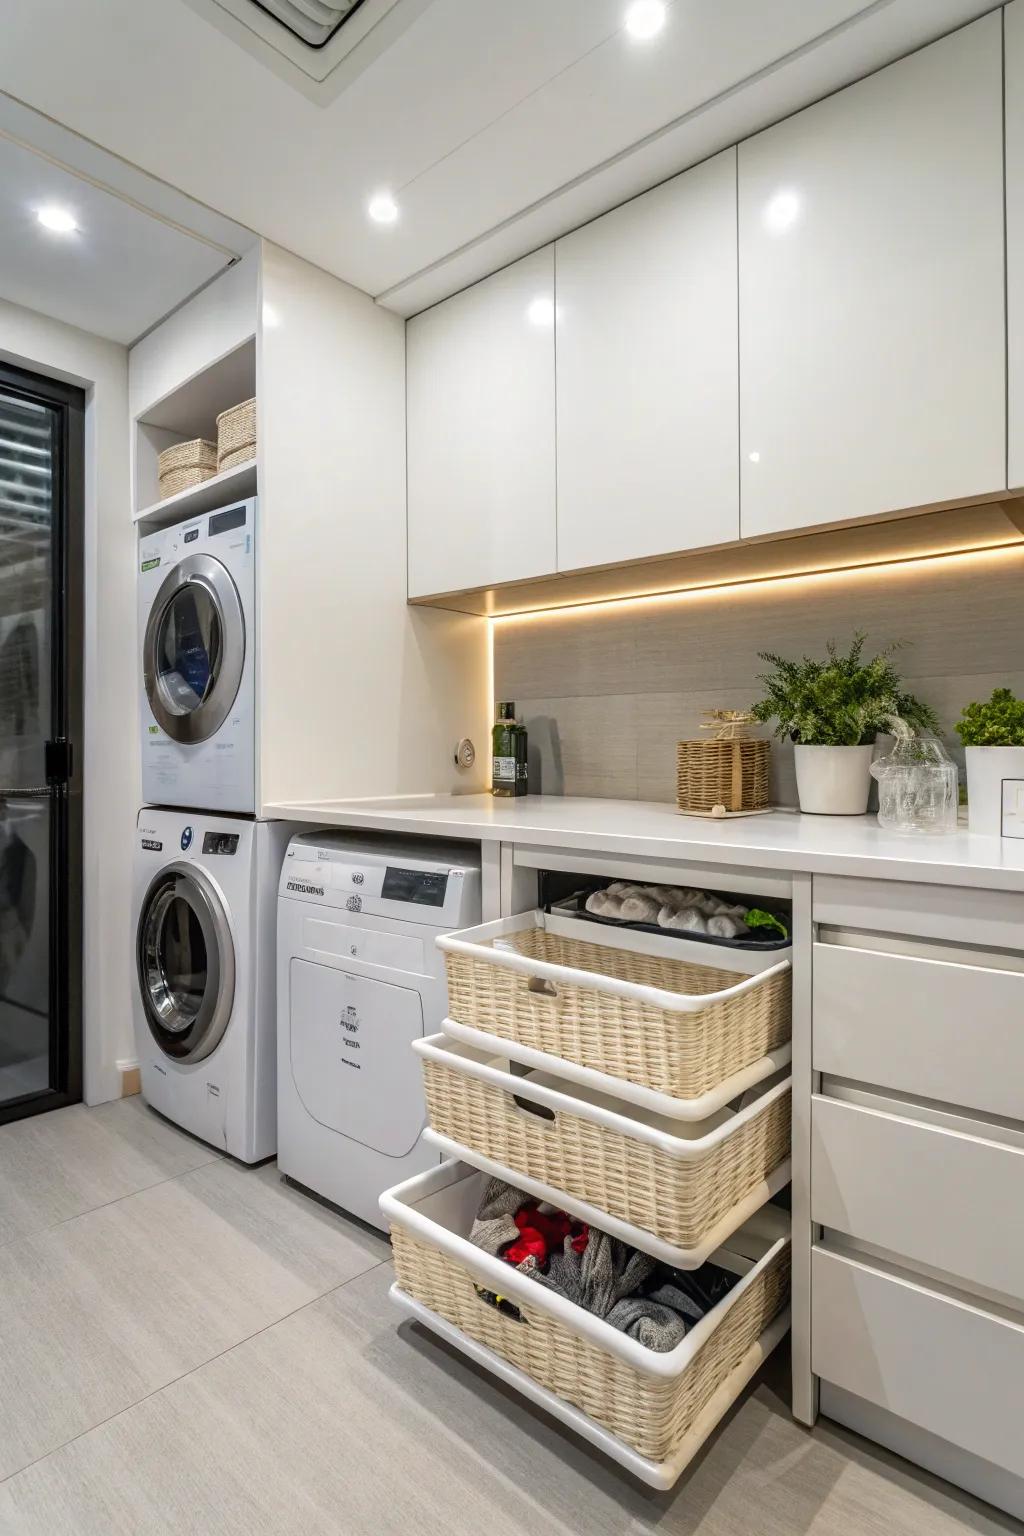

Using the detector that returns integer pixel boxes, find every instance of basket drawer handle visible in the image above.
[526,976,557,1000]
[474,1282,526,1324]
[511,1091,556,1124]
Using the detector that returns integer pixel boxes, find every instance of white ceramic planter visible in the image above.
[794,744,875,815]
[965,745,1024,834]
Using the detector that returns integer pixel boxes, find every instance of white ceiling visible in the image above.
[0,0,1003,318]
[0,130,242,345]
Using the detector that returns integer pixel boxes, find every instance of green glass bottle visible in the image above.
[492,702,519,798]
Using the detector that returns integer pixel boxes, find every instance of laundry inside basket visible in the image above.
[469,1176,738,1351]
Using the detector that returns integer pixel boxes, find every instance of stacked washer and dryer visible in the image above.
[132,497,482,1226]
[132,497,290,1161]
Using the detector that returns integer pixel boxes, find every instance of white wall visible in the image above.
[0,299,134,1105]
[257,241,489,807]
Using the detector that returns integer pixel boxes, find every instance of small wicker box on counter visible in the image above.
[216,397,256,471]
[438,910,791,1107]
[676,709,770,815]
[157,438,217,500]
[415,1034,791,1259]
[383,1163,791,1473]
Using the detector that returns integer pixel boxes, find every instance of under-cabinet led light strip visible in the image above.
[488,539,1024,624]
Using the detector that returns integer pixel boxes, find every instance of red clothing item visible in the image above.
[502,1202,589,1269]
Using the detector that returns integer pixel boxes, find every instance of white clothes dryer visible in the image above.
[132,808,296,1161]
[138,497,255,814]
[277,831,481,1229]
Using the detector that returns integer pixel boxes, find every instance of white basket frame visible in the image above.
[437,909,791,1016]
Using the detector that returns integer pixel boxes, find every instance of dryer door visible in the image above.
[142,553,245,745]
[137,863,235,1063]
[289,961,426,1157]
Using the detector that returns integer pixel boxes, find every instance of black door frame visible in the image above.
[0,360,84,1125]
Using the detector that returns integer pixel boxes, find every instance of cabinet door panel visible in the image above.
[556,149,739,572]
[739,15,1005,538]
[1008,0,1024,490]
[407,247,556,597]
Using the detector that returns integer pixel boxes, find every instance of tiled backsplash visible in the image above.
[492,546,1024,804]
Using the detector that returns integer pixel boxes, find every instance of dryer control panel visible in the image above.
[279,832,480,929]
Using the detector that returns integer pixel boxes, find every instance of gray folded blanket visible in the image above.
[469,1177,736,1353]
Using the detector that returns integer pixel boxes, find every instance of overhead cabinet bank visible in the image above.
[407,11,1010,600]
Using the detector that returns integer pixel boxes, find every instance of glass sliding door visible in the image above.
[0,363,82,1123]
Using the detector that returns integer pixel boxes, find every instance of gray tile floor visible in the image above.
[0,1098,1015,1535]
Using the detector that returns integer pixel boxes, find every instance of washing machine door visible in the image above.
[142,553,245,745]
[136,863,235,1063]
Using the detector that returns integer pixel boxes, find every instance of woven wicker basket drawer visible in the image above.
[438,910,791,1104]
[382,1162,791,1466]
[415,1035,791,1255]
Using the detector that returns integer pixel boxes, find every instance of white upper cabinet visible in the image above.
[738,14,1006,539]
[406,246,556,598]
[1008,1,1024,491]
[555,149,739,572]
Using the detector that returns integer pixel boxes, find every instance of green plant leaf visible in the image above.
[954,688,1024,747]
[749,632,938,747]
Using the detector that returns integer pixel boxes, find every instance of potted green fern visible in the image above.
[751,635,938,815]
[955,688,1024,833]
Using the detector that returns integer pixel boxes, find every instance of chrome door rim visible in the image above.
[136,861,235,1063]
[142,552,245,745]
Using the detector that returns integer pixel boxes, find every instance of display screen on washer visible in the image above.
[209,506,247,537]
[202,831,239,855]
[380,866,449,906]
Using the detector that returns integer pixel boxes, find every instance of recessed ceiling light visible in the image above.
[36,205,78,234]
[368,191,399,225]
[763,189,801,234]
[624,0,666,41]
[747,451,761,464]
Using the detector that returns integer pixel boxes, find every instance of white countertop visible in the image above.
[262,793,1024,892]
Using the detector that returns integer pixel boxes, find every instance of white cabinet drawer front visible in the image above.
[812,1095,1024,1302]
[812,875,1024,948]
[813,943,1024,1121]
[812,1248,1024,1479]
[738,14,1005,537]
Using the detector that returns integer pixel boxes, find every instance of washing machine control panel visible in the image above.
[202,831,240,856]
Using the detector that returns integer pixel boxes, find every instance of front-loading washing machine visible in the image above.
[132,808,296,1161]
[277,831,481,1228]
[138,497,256,814]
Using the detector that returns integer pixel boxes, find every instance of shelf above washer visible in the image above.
[134,458,256,531]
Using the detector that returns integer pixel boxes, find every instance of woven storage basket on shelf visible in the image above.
[157,438,217,499]
[676,738,771,813]
[390,1222,790,1463]
[418,1043,791,1250]
[216,397,256,471]
[440,915,791,1102]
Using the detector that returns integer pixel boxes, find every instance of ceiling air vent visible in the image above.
[185,0,431,101]
[252,0,365,48]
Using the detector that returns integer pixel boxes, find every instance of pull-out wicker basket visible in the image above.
[438,911,791,1104]
[382,1162,791,1469]
[216,397,256,471]
[157,438,217,499]
[416,1035,791,1257]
